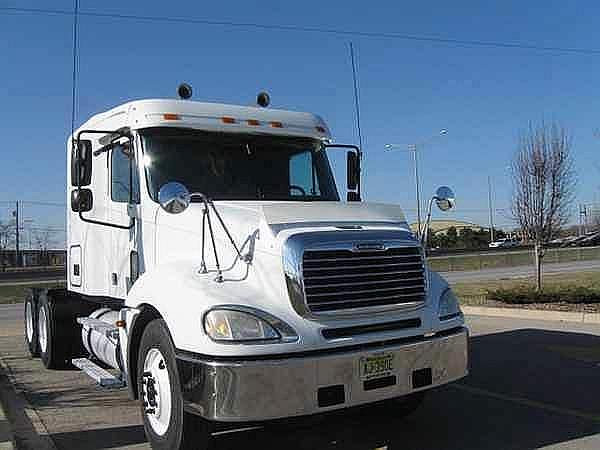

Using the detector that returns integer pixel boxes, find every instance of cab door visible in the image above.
[107,142,140,299]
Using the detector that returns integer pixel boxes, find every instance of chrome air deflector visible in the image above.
[283,230,427,318]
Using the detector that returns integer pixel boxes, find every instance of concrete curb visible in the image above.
[0,394,15,450]
[0,356,57,450]
[463,305,600,324]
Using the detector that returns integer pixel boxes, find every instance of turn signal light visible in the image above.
[115,320,126,328]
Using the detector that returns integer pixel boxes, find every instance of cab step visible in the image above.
[72,358,125,388]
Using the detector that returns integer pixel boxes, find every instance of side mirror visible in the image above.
[71,188,93,212]
[434,186,455,211]
[347,151,360,191]
[421,186,456,249]
[71,140,92,186]
[158,182,191,214]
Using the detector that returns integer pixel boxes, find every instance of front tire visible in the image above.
[24,292,39,357]
[138,319,211,450]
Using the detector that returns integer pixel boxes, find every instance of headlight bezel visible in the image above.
[203,305,299,344]
[438,288,462,321]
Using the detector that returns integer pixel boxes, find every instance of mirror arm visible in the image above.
[190,192,245,283]
[74,128,135,230]
[420,196,438,249]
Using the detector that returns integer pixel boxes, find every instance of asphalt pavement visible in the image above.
[1,303,600,449]
[441,259,600,283]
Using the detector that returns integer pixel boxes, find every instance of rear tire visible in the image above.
[38,291,87,369]
[24,292,39,357]
[138,319,211,450]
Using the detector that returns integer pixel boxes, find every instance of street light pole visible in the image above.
[488,175,495,243]
[385,129,447,237]
[408,144,422,234]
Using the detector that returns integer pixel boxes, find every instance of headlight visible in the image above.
[204,306,298,343]
[438,288,462,321]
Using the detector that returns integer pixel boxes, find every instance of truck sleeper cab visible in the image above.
[23,94,468,450]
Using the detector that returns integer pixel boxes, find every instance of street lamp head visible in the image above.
[439,129,448,136]
[384,144,394,150]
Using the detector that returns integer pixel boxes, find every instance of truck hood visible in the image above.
[155,200,411,264]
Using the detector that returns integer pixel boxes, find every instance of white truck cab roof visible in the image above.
[75,98,331,141]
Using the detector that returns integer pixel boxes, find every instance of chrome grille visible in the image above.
[302,246,426,313]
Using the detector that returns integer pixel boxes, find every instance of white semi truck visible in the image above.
[23,87,468,449]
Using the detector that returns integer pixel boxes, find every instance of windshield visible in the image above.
[141,128,339,202]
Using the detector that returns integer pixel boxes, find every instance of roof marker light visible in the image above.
[222,116,236,124]
[270,121,283,128]
[163,113,180,120]
[247,119,260,126]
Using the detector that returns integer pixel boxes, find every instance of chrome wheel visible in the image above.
[142,348,172,436]
[38,305,48,354]
[25,301,34,343]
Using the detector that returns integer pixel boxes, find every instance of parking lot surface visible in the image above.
[1,303,599,449]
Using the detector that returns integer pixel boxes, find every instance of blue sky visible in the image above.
[1,0,600,234]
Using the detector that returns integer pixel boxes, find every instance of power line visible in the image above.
[2,6,600,56]
[0,201,66,207]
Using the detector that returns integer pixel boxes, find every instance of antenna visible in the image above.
[70,0,79,141]
[349,42,363,156]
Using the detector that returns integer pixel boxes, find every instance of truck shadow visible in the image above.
[215,328,600,450]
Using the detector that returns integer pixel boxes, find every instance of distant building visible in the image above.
[409,219,486,235]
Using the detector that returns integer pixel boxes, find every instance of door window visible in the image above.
[111,145,139,203]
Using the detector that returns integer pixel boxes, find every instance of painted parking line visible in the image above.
[450,384,600,423]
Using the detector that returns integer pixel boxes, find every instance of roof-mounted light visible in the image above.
[257,92,270,108]
[177,83,193,100]
[163,113,180,120]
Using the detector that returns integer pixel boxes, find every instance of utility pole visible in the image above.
[488,176,495,243]
[579,204,588,236]
[14,201,20,267]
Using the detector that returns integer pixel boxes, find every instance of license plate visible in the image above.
[360,352,394,381]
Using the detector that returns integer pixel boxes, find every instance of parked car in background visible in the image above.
[579,230,600,247]
[489,238,520,249]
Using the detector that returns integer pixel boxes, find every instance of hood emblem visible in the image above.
[353,242,387,252]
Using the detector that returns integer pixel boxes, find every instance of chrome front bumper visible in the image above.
[176,327,468,422]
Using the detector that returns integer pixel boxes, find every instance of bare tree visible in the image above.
[32,229,57,266]
[0,221,15,271]
[510,122,577,291]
